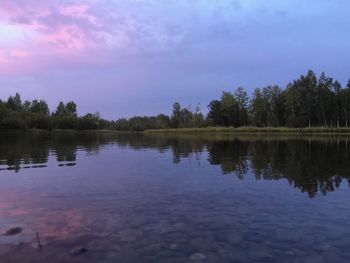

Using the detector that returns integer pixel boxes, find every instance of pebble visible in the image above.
[190,252,206,260]
[170,243,177,250]
[70,247,88,256]
[251,248,273,259]
[4,227,22,236]
[118,229,143,242]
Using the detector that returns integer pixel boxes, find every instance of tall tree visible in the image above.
[301,70,317,127]
[171,102,181,128]
[208,100,223,126]
[333,81,342,127]
[284,82,302,127]
[54,102,67,116]
[339,80,350,127]
[234,87,249,126]
[54,101,77,117]
[250,88,268,127]
[30,100,50,116]
[316,72,334,127]
[192,104,204,127]
[220,91,239,127]
[66,101,77,117]
[6,93,22,111]
[262,85,285,127]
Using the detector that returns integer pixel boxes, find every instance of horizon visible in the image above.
[1,68,349,121]
[1,0,350,118]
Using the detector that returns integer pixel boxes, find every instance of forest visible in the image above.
[1,70,350,131]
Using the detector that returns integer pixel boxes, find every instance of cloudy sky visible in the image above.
[0,0,349,118]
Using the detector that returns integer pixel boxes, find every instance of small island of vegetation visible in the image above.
[1,70,350,133]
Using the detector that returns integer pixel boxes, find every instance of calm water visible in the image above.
[1,132,350,263]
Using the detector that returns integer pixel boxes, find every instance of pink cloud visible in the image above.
[59,3,98,25]
[0,0,96,49]
[0,1,96,74]
[0,48,37,75]
[0,49,7,64]
[43,25,86,51]
[10,49,31,58]
[0,0,185,75]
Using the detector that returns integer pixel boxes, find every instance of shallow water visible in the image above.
[0,132,350,263]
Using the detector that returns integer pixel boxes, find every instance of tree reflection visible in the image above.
[1,132,350,197]
[135,134,350,197]
[0,132,114,172]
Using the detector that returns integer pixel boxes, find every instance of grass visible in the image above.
[145,126,350,134]
[50,129,122,134]
[3,127,350,135]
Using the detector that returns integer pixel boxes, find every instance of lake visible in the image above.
[0,132,350,263]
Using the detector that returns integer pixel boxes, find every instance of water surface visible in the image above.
[1,132,350,263]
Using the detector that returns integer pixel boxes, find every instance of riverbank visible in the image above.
[145,127,350,134]
[0,129,122,134]
[2,127,350,134]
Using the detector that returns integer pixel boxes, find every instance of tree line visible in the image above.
[117,67,350,130]
[208,70,350,128]
[1,70,350,131]
[0,94,113,130]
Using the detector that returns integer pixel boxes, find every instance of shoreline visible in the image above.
[2,127,350,135]
[0,129,124,134]
[145,127,350,135]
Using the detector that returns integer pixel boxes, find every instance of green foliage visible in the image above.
[30,100,50,115]
[208,88,250,127]
[206,70,350,128]
[169,103,205,128]
[115,114,171,131]
[235,87,249,126]
[6,93,22,111]
[54,101,77,117]
[249,86,285,127]
[0,95,112,131]
[220,91,239,127]
[250,88,268,127]
[114,118,130,131]
[207,100,223,126]
[171,102,181,128]
[66,101,77,117]
[78,113,100,130]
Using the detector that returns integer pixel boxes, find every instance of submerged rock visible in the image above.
[251,247,273,259]
[118,229,144,242]
[70,247,88,256]
[169,243,177,250]
[190,252,206,260]
[4,227,22,236]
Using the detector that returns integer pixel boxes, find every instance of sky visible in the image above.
[0,0,349,118]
